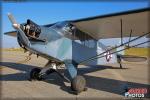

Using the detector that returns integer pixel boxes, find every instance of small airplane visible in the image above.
[4,8,150,94]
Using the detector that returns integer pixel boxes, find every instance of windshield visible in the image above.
[52,21,73,31]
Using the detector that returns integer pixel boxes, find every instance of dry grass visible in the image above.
[125,47,150,57]
[0,48,24,52]
[1,47,149,57]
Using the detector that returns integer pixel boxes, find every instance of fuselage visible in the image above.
[18,21,117,65]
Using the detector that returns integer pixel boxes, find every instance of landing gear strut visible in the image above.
[117,54,123,69]
[119,62,122,69]
[65,62,87,94]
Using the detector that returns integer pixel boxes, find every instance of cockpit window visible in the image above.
[52,22,68,29]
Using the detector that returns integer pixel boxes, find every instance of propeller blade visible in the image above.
[7,13,17,24]
[7,13,20,29]
[7,13,30,46]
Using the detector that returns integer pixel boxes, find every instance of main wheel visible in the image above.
[30,68,42,80]
[71,75,86,94]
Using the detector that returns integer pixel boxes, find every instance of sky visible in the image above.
[1,1,149,48]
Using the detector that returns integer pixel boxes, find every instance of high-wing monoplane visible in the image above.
[4,8,150,94]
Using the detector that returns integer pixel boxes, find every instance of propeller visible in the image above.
[8,13,17,24]
[7,13,30,46]
[7,13,21,30]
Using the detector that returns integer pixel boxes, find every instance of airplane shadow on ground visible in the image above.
[0,62,149,97]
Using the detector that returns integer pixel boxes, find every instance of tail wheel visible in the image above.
[71,75,86,94]
[30,68,42,80]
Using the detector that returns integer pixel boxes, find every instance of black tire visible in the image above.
[30,68,42,80]
[71,75,86,93]
[119,63,123,69]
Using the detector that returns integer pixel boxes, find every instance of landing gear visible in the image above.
[30,61,88,94]
[29,67,57,81]
[65,62,87,94]
[71,75,87,94]
[30,68,43,80]
[29,61,58,81]
[117,54,123,69]
[29,63,69,82]
[119,62,122,69]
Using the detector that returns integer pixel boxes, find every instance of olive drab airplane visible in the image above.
[4,8,150,94]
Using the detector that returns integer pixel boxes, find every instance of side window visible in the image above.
[73,27,96,48]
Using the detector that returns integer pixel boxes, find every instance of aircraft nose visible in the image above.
[12,24,20,29]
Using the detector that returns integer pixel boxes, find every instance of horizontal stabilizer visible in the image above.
[121,55,147,62]
[4,31,17,37]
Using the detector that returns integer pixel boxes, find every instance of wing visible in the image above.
[4,31,17,37]
[71,8,150,39]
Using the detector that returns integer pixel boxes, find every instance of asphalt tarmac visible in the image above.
[0,50,149,99]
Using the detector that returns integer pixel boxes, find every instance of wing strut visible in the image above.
[128,29,132,47]
[94,40,150,60]
[79,32,150,64]
[120,19,123,45]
